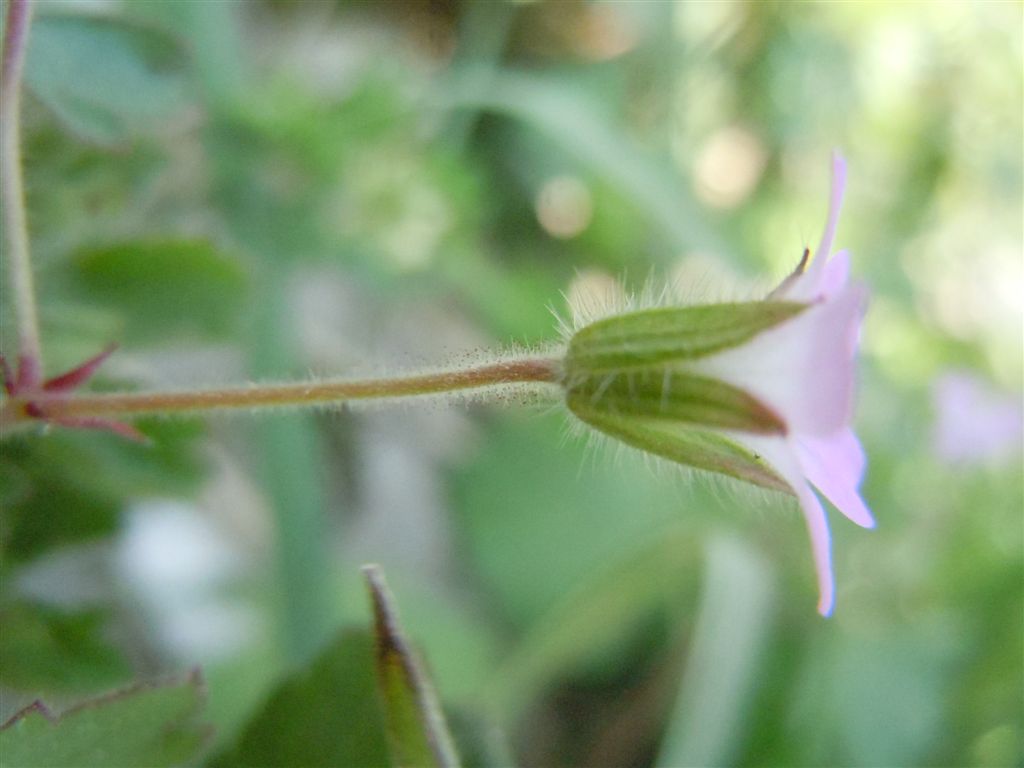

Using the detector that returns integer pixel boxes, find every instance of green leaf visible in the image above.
[0,441,117,563]
[210,630,390,768]
[441,69,728,259]
[0,602,130,693]
[0,672,210,768]
[70,240,248,345]
[655,535,777,768]
[24,13,189,144]
[0,419,206,564]
[487,527,699,719]
[826,622,964,767]
[363,565,460,768]
[450,413,683,625]
[335,571,499,703]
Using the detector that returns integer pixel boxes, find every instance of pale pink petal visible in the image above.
[784,249,850,302]
[799,475,835,617]
[815,152,847,266]
[695,282,867,436]
[819,249,850,298]
[932,371,1024,465]
[777,153,848,302]
[731,434,835,616]
[796,430,875,529]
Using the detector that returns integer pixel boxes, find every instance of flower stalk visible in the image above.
[0,356,562,434]
[1,0,41,389]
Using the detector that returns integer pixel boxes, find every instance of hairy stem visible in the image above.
[1,0,40,386]
[0,357,562,429]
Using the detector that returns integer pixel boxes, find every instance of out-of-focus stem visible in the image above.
[0,357,562,430]
[1,0,41,387]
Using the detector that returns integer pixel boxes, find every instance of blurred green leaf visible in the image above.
[0,443,115,564]
[70,241,248,345]
[830,622,964,767]
[0,672,209,768]
[444,710,519,768]
[210,630,390,768]
[337,570,499,703]
[24,13,189,144]
[247,317,334,664]
[0,418,206,564]
[656,535,777,768]
[450,413,681,624]
[441,69,728,260]
[200,633,282,754]
[0,602,129,694]
[487,526,698,720]
[364,564,460,768]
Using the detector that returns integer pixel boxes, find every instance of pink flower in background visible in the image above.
[932,371,1023,466]
[695,153,875,616]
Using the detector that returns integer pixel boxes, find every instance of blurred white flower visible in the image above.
[117,500,261,661]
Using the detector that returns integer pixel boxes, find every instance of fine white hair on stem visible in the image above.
[339,342,565,415]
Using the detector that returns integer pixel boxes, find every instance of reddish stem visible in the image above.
[1,0,41,387]
[0,357,562,434]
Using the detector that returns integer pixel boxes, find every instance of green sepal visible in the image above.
[565,301,807,374]
[576,411,793,494]
[566,370,786,435]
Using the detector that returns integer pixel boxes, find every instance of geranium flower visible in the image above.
[561,152,873,616]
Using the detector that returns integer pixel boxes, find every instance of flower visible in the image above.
[932,370,1023,466]
[561,152,873,616]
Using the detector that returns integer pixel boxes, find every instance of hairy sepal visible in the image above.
[564,301,808,373]
[566,370,786,435]
[575,411,792,494]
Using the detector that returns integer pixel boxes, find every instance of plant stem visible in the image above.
[0,357,562,428]
[1,0,41,386]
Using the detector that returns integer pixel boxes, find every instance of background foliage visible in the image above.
[1,1,1021,766]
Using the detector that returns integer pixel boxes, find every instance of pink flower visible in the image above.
[551,154,875,615]
[932,371,1023,466]
[693,152,874,615]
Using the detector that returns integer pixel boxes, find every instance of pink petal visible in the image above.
[731,434,835,616]
[778,153,848,302]
[819,249,850,299]
[815,152,847,267]
[800,476,835,617]
[778,250,849,303]
[696,282,867,436]
[932,371,1024,465]
[796,429,875,528]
